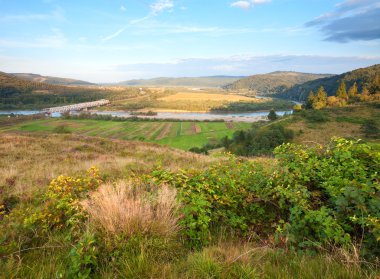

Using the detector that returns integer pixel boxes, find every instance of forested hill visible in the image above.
[277,64,380,101]
[117,76,244,88]
[223,71,333,94]
[11,73,94,86]
[0,71,106,109]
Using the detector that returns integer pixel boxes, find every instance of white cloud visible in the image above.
[231,0,271,9]
[101,27,126,42]
[120,5,127,12]
[231,1,251,9]
[150,0,174,15]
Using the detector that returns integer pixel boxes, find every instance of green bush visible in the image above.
[151,138,380,259]
[300,109,330,123]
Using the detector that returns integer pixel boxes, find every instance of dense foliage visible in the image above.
[278,64,380,101]
[153,138,380,259]
[190,122,294,156]
[223,71,331,94]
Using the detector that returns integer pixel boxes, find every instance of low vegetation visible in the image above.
[0,136,378,278]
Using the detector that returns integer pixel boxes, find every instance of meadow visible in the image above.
[1,118,251,150]
[103,88,293,112]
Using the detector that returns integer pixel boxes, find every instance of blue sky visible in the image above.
[0,0,379,82]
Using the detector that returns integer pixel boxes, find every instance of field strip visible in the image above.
[148,122,167,140]
[155,123,173,140]
[142,122,166,138]
[191,123,201,134]
[127,122,154,138]
[94,125,123,137]
[176,122,182,136]
[181,122,193,135]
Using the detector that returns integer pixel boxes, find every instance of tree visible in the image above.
[336,81,348,100]
[313,86,327,110]
[268,109,278,121]
[293,104,302,112]
[360,86,370,101]
[348,82,358,98]
[306,90,315,109]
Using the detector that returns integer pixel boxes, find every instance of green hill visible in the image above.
[0,72,105,109]
[223,71,333,95]
[11,73,94,86]
[278,64,380,101]
[117,76,244,88]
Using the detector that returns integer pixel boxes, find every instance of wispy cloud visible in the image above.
[101,27,126,42]
[0,7,65,22]
[0,28,67,48]
[120,5,127,12]
[115,55,380,79]
[306,0,380,42]
[231,0,271,10]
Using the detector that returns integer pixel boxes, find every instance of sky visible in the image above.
[0,0,380,83]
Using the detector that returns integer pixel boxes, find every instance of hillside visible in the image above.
[278,64,380,101]
[117,76,244,88]
[0,71,107,109]
[223,71,333,94]
[11,73,94,86]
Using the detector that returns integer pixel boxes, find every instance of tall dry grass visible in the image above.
[82,181,179,238]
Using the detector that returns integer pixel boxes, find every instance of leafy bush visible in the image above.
[152,138,380,259]
[226,124,294,156]
[24,167,102,235]
[69,231,98,279]
[299,109,330,123]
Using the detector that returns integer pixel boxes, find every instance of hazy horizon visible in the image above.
[1,0,380,82]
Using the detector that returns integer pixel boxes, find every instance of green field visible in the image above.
[2,118,251,150]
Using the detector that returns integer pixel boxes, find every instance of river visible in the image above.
[0,109,293,122]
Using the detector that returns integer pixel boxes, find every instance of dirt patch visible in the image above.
[156,123,173,140]
[225,122,235,129]
[190,123,201,134]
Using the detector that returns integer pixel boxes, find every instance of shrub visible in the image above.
[24,167,102,235]
[361,119,379,139]
[267,109,278,121]
[152,138,380,260]
[53,125,71,134]
[300,109,329,123]
[274,138,380,257]
[69,231,98,278]
[82,181,179,238]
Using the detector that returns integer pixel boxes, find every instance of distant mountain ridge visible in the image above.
[11,73,94,86]
[223,71,334,95]
[117,76,245,88]
[277,64,380,101]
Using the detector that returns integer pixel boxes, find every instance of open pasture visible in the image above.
[3,118,251,150]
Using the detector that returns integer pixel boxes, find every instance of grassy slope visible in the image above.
[224,71,333,94]
[1,118,252,150]
[11,73,94,86]
[0,133,377,278]
[289,104,379,145]
[0,133,214,199]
